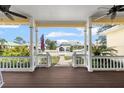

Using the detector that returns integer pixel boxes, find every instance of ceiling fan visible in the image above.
[95,5,124,21]
[0,5,27,20]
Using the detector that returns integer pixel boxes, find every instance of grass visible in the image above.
[51,56,60,65]
[64,56,72,60]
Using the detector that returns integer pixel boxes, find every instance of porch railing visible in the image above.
[92,56,124,71]
[72,52,86,67]
[0,71,4,88]
[0,56,32,71]
[36,52,51,67]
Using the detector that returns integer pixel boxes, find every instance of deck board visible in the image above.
[2,67,124,88]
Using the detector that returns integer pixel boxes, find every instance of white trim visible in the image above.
[100,25,124,35]
[0,68,34,72]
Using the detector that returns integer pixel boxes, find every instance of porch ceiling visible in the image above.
[0,5,124,27]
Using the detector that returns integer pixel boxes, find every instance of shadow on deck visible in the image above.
[2,67,124,88]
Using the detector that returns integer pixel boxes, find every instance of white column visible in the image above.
[29,17,35,70]
[35,28,38,66]
[84,27,87,67]
[87,17,93,72]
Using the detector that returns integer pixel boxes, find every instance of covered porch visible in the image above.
[1,5,124,87]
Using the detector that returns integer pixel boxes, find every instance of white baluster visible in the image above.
[107,58,109,69]
[96,58,98,69]
[103,58,105,69]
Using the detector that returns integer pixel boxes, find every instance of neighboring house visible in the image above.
[58,43,71,52]
[3,42,28,49]
[100,25,124,56]
[57,41,82,52]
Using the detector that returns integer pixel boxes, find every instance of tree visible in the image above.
[70,46,73,52]
[93,25,118,56]
[97,25,114,45]
[0,38,7,50]
[92,45,117,56]
[2,46,29,56]
[14,36,26,44]
[45,39,57,50]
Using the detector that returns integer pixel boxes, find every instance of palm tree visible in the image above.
[0,38,7,50]
[92,45,118,56]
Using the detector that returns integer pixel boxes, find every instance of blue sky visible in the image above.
[0,25,99,44]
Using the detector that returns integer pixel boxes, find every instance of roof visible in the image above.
[59,40,82,46]
[4,42,29,46]
[100,25,124,35]
[60,43,71,46]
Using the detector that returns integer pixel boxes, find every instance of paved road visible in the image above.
[54,56,72,67]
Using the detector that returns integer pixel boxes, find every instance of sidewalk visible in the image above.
[54,55,72,67]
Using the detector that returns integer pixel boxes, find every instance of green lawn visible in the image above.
[64,56,72,60]
[51,56,60,65]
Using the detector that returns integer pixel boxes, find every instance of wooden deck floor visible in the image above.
[2,67,124,88]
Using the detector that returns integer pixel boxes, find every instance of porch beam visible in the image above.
[92,17,124,25]
[36,22,86,27]
[0,18,29,25]
[1,17,124,27]
[87,17,93,72]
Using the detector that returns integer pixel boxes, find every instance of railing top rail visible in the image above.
[92,56,124,58]
[0,56,31,58]
[36,54,48,56]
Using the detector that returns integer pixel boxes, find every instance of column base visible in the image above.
[88,68,93,72]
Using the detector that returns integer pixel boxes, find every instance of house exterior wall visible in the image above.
[106,29,124,56]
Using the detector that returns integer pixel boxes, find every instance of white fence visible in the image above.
[72,52,124,71]
[72,52,86,67]
[0,56,32,71]
[92,56,124,71]
[36,52,51,67]
[0,71,4,88]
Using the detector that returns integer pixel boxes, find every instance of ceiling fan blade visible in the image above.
[98,7,109,10]
[95,14,107,21]
[110,12,117,20]
[4,12,14,20]
[7,11,27,19]
[118,8,124,12]
[0,5,11,11]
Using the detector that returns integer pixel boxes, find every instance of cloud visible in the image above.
[0,25,20,28]
[46,32,78,37]
[76,27,99,36]
[57,39,69,44]
[75,27,84,35]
